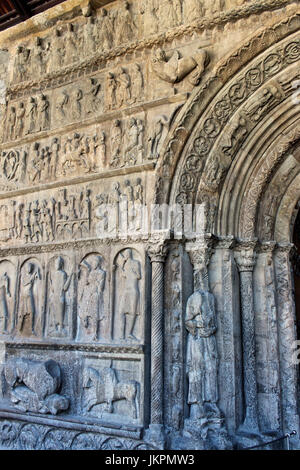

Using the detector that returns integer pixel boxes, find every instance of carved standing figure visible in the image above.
[185,288,219,421]
[131,64,144,103]
[124,118,139,166]
[98,8,114,50]
[15,102,25,139]
[117,68,131,106]
[26,97,38,134]
[0,272,11,334]
[32,37,45,77]
[50,29,65,70]
[6,107,16,141]
[115,1,137,45]
[118,249,141,341]
[18,262,41,335]
[110,119,122,167]
[78,256,106,341]
[48,257,73,335]
[87,78,101,114]
[64,23,77,64]
[14,46,30,83]
[149,116,167,159]
[107,72,117,110]
[39,94,50,131]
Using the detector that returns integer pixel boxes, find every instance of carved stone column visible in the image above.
[274,243,300,448]
[255,242,281,433]
[234,240,260,436]
[145,239,169,448]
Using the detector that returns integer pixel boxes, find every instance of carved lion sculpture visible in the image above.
[4,358,69,415]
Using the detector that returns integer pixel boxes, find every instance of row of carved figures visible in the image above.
[0,179,145,244]
[0,248,142,343]
[12,0,247,83]
[5,64,144,142]
[1,117,165,189]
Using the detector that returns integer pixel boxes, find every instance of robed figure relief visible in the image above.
[77,254,106,342]
[114,249,142,341]
[18,260,42,337]
[0,261,15,334]
[185,289,220,421]
[47,256,74,338]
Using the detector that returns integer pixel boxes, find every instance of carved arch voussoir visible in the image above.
[153,12,300,208]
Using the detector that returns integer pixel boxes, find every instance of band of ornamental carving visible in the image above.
[171,36,300,205]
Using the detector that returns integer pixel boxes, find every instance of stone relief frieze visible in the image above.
[0,174,147,246]
[4,188,91,245]
[82,359,141,423]
[3,358,69,415]
[8,0,255,87]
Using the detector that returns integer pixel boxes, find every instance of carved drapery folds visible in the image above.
[184,237,230,449]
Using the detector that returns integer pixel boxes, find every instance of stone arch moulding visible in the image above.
[153,12,300,237]
[151,12,300,449]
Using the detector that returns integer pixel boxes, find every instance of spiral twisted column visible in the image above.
[146,240,169,448]
[234,239,259,435]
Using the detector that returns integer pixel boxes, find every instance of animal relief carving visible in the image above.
[4,358,69,415]
[82,365,139,421]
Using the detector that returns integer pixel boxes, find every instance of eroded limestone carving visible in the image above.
[185,289,219,423]
[77,254,106,341]
[17,261,42,337]
[4,358,69,415]
[114,249,141,341]
[151,47,209,85]
[82,365,139,420]
[0,269,12,334]
[47,256,74,337]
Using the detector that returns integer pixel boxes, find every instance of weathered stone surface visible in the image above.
[0,0,299,451]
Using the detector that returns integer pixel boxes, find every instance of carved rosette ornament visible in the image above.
[145,237,169,448]
[234,239,260,439]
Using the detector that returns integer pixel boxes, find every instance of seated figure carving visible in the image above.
[4,358,69,415]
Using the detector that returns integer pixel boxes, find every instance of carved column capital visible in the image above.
[186,235,217,291]
[234,239,258,272]
[275,242,294,256]
[147,236,170,263]
[185,235,216,270]
[257,241,277,254]
[216,236,236,251]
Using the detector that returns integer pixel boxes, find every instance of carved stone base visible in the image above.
[0,414,148,450]
[173,416,233,450]
[144,424,166,450]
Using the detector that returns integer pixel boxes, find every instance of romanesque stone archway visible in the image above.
[152,17,300,449]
